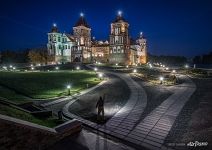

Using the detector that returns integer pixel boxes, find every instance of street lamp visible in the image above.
[185,64,189,69]
[133,69,137,73]
[55,66,59,70]
[67,85,71,95]
[172,70,176,73]
[94,67,98,72]
[98,73,103,80]
[116,63,118,66]
[76,66,80,70]
[126,65,129,68]
[31,67,34,70]
[159,76,164,84]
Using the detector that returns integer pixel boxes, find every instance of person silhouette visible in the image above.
[96,94,105,121]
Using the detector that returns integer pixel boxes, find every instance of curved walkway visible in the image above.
[63,65,147,139]
[125,75,196,150]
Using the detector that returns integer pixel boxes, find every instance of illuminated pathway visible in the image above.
[124,75,196,150]
[63,66,196,150]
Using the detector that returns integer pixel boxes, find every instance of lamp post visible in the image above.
[133,69,137,73]
[159,76,164,84]
[98,73,103,80]
[67,85,71,95]
[55,66,59,71]
[76,66,80,70]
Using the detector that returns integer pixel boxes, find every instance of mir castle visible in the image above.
[47,12,147,65]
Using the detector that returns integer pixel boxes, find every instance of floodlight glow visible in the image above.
[133,69,137,73]
[98,73,103,78]
[185,64,189,68]
[159,76,164,81]
[80,12,84,17]
[118,10,122,16]
[67,85,71,89]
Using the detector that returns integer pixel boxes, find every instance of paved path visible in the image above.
[63,66,196,150]
[124,75,196,150]
[63,65,147,144]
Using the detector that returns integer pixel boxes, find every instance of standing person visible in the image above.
[96,94,105,121]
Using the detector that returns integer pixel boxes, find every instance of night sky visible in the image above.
[0,0,211,57]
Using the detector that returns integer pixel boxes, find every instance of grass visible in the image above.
[0,70,100,99]
[0,104,63,127]
[0,86,30,104]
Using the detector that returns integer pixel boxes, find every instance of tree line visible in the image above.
[193,52,212,64]
[0,47,54,65]
[148,53,187,66]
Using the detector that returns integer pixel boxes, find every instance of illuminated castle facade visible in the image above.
[47,12,147,65]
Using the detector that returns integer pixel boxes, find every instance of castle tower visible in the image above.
[109,11,130,65]
[47,23,63,63]
[136,32,147,64]
[72,13,91,63]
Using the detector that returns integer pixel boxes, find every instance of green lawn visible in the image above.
[0,104,62,127]
[0,86,30,104]
[0,70,100,99]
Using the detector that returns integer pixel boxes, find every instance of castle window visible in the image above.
[58,37,61,42]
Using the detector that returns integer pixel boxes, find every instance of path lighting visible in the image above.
[55,66,59,70]
[31,67,34,70]
[159,76,164,84]
[94,67,98,72]
[165,67,169,70]
[9,65,13,68]
[3,66,7,70]
[163,65,165,68]
[185,64,189,68]
[67,85,71,95]
[76,66,80,70]
[116,63,118,66]
[98,73,103,80]
[126,65,129,68]
[13,67,16,70]
[133,69,137,73]
[172,70,176,73]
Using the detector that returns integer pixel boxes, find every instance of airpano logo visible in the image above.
[187,141,208,147]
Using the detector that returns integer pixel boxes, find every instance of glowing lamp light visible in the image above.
[116,63,118,66]
[94,68,98,71]
[185,64,189,68]
[9,65,13,68]
[135,64,138,66]
[159,76,164,81]
[126,65,129,68]
[133,69,137,73]
[13,67,16,70]
[98,73,103,78]
[76,66,80,70]
[172,70,176,73]
[67,85,71,89]
[31,64,33,67]
[55,66,59,70]
[31,67,34,70]
[53,23,57,27]
[165,67,169,70]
